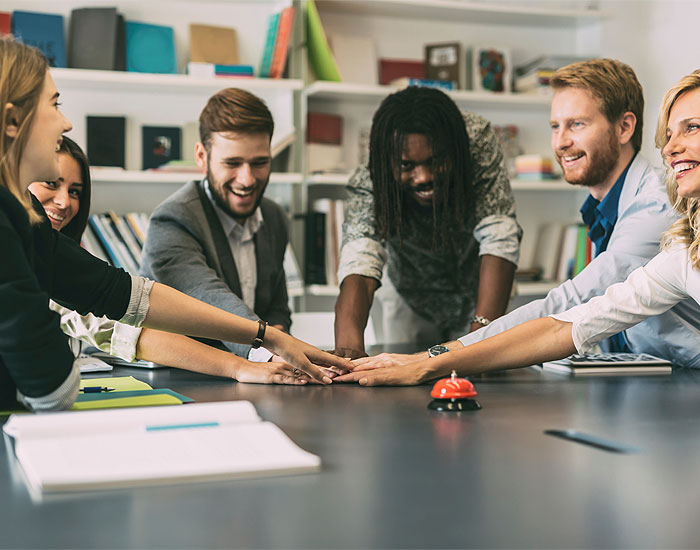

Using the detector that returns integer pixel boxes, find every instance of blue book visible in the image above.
[11,10,66,67]
[391,77,455,91]
[214,64,254,75]
[125,21,176,74]
[258,12,280,78]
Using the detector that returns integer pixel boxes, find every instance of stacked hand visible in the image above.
[334,352,428,386]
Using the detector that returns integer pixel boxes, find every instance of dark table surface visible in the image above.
[3,357,700,549]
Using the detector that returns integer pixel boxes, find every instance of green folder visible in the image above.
[306,0,341,81]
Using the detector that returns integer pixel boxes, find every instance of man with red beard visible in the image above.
[141,88,291,361]
[348,58,700,380]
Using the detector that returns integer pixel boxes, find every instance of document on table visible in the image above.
[3,401,321,493]
[74,377,192,410]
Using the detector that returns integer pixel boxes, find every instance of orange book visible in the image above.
[269,6,295,79]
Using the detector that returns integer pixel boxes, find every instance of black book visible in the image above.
[87,115,126,168]
[68,7,125,71]
[141,126,181,170]
[304,212,326,285]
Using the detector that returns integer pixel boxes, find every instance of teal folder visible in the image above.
[125,21,176,74]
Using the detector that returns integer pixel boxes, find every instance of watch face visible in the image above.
[429,345,450,357]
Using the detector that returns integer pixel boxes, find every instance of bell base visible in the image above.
[428,398,481,411]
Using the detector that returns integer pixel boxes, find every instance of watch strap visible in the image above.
[252,319,267,349]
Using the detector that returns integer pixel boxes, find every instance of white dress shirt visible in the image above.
[552,245,700,359]
[205,182,272,362]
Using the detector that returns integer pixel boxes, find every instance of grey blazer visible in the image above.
[140,180,291,357]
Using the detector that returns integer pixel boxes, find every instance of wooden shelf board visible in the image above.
[51,68,303,94]
[315,0,605,26]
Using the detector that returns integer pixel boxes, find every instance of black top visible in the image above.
[0,186,131,405]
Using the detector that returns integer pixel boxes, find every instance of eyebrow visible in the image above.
[221,155,271,162]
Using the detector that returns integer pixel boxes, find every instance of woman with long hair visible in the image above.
[0,36,349,410]
[337,70,700,385]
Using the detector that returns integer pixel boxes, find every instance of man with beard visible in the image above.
[333,86,522,358]
[141,88,290,360]
[343,58,700,383]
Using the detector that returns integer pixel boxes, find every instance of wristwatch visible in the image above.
[428,344,450,357]
[470,314,491,327]
[251,319,267,349]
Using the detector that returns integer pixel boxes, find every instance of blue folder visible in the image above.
[11,10,66,68]
[125,21,176,74]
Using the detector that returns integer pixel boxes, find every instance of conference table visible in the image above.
[3,352,700,549]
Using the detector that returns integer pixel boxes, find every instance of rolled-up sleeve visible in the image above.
[551,247,689,354]
[465,113,522,265]
[337,165,388,285]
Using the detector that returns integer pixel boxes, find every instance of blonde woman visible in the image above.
[0,36,350,411]
[337,69,700,386]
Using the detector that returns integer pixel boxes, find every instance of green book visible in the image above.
[259,11,280,78]
[574,225,588,276]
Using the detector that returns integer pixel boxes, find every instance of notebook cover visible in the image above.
[68,7,123,70]
[125,21,176,74]
[11,10,66,68]
[189,23,239,65]
[87,115,126,168]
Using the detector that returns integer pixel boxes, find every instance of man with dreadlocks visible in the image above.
[333,86,522,359]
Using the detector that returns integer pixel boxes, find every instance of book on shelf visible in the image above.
[125,21,176,74]
[68,7,126,71]
[306,0,341,82]
[258,11,280,78]
[379,58,424,86]
[87,212,149,274]
[306,143,344,174]
[187,62,254,78]
[307,112,342,145]
[514,154,557,180]
[88,214,123,269]
[304,210,327,285]
[328,33,377,85]
[3,401,321,493]
[0,12,10,35]
[542,353,672,376]
[11,10,66,68]
[268,6,295,79]
[189,23,239,65]
[514,55,588,94]
[284,244,304,291]
[106,210,143,267]
[389,77,455,91]
[87,115,126,168]
[141,125,182,170]
[312,199,344,287]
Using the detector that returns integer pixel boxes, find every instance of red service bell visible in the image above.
[428,371,481,411]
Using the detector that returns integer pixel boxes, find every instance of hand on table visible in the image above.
[350,352,422,372]
[334,361,431,386]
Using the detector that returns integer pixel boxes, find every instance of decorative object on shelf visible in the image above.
[68,7,125,71]
[306,0,341,82]
[11,10,66,67]
[141,126,182,170]
[87,115,126,168]
[424,42,462,88]
[125,21,176,74]
[306,113,344,174]
[189,23,239,65]
[379,58,424,85]
[472,45,510,92]
[328,33,377,85]
[493,125,522,178]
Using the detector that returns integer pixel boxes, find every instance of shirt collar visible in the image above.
[204,178,263,240]
[580,155,635,229]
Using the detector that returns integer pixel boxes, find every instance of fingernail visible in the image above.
[359,378,367,385]
[323,376,332,384]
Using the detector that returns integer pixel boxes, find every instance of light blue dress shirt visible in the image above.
[458,154,700,368]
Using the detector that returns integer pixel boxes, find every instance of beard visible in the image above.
[557,128,620,188]
[207,166,267,223]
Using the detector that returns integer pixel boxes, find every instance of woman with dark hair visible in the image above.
[29,138,322,384]
[0,36,350,410]
[334,86,522,358]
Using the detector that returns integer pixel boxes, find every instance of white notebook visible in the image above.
[3,401,320,493]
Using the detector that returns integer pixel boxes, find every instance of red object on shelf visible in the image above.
[379,58,425,85]
[430,371,477,400]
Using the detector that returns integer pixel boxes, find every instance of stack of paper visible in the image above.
[4,401,321,493]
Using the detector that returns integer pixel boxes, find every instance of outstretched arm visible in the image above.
[333,274,379,358]
[144,282,352,384]
[336,317,576,385]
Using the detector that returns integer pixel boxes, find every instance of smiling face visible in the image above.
[20,71,72,189]
[550,87,620,192]
[195,131,271,224]
[28,153,83,231]
[663,88,700,199]
[400,133,437,208]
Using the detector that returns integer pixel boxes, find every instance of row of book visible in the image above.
[3,7,293,79]
[304,199,345,287]
[82,212,149,275]
[531,223,592,284]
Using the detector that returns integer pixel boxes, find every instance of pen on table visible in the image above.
[80,386,116,393]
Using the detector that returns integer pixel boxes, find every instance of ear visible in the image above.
[4,103,19,139]
[194,142,208,173]
[617,111,637,146]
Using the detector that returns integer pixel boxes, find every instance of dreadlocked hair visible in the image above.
[369,86,473,249]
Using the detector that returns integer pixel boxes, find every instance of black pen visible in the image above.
[80,386,116,393]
